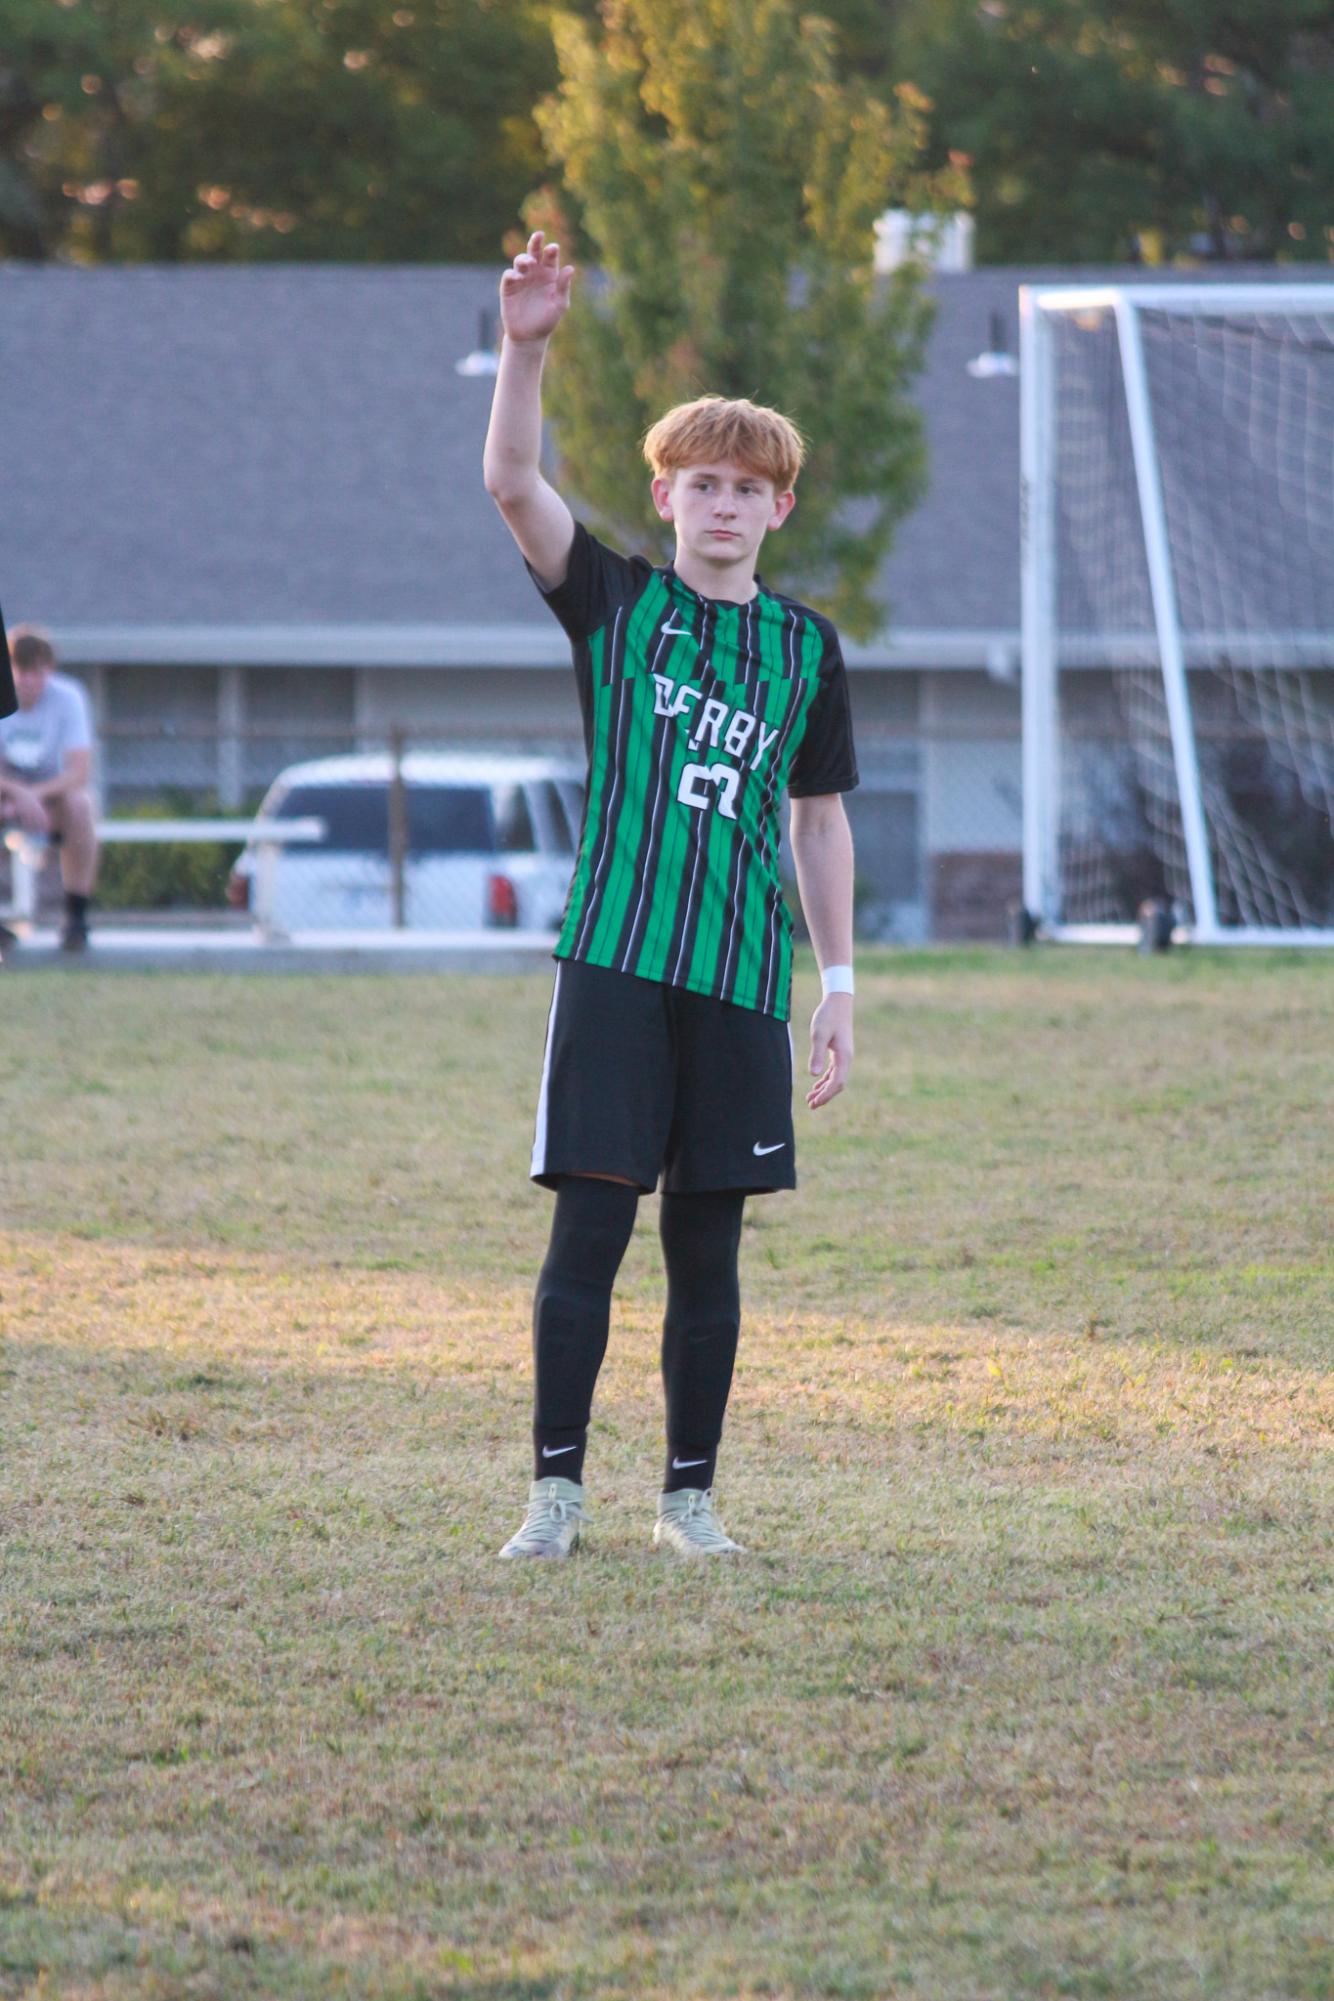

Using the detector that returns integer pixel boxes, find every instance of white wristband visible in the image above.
[821,963,855,997]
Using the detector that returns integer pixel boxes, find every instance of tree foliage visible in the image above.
[895,0,1334,264]
[529,0,965,638]
[0,0,558,262]
[6,0,1328,272]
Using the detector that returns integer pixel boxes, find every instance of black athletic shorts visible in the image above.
[530,958,796,1194]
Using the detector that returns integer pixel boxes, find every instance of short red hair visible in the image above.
[643,395,804,492]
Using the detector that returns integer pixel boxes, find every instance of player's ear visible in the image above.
[651,474,675,523]
[768,490,796,532]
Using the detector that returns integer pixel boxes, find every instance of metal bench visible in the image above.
[1,817,325,944]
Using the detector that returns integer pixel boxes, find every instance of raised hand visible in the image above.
[499,231,575,346]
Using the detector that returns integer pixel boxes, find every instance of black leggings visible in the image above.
[533,1178,745,1455]
[658,1189,745,1461]
[532,1178,639,1434]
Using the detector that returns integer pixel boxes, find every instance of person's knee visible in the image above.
[660,1190,745,1287]
[546,1176,639,1269]
[42,790,93,837]
[61,788,97,838]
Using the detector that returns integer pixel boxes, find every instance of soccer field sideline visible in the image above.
[2,951,1332,1998]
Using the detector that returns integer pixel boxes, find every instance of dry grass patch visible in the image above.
[2,952,1332,1997]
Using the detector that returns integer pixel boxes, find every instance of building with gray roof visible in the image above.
[2,260,1322,936]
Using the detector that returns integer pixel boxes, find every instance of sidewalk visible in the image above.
[0,925,559,974]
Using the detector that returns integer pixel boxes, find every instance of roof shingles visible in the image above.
[2,260,1322,649]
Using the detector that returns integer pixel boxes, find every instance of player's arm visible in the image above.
[483,232,577,592]
[789,792,855,1109]
[33,746,91,803]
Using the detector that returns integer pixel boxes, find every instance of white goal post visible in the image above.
[1020,281,1334,946]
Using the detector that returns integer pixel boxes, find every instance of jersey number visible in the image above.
[678,762,741,820]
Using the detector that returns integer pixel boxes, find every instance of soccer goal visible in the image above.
[1020,282,1334,946]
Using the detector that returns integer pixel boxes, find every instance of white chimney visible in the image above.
[874,210,975,275]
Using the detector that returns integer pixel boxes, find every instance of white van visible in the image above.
[227,752,584,934]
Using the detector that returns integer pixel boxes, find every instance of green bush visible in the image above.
[97,793,244,912]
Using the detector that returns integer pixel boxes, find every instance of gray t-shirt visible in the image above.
[0,671,93,783]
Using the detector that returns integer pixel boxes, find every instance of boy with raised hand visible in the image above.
[484,231,858,1560]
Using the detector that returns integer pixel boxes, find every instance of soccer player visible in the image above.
[485,232,857,1559]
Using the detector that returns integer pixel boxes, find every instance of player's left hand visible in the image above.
[807,993,853,1109]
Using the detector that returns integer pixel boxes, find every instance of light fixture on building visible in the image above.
[967,311,1019,379]
[455,309,499,377]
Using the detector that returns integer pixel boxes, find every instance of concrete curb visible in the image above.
[0,926,559,975]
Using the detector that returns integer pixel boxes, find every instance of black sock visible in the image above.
[663,1439,719,1495]
[532,1177,639,1484]
[532,1421,589,1486]
[64,891,89,925]
[660,1190,745,1494]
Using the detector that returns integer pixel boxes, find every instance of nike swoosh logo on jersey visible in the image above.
[672,1457,709,1469]
[661,618,697,641]
[541,1444,579,1458]
[752,1141,786,1156]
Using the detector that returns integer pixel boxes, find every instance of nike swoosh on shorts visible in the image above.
[752,1141,786,1156]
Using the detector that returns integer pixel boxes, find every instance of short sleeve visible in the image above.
[528,522,647,644]
[787,626,859,798]
[59,678,92,755]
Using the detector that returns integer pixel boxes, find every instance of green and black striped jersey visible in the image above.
[533,524,858,1022]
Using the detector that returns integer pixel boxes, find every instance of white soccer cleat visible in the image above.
[652,1488,746,1557]
[498,1478,588,1559]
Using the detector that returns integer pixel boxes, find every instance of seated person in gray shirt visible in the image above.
[0,626,99,950]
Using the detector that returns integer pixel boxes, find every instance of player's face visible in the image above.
[652,462,795,574]
[12,661,49,711]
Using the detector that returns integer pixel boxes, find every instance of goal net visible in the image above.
[1020,283,1334,944]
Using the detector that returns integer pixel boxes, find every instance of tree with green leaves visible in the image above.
[895,0,1334,265]
[526,0,965,639]
[0,0,559,263]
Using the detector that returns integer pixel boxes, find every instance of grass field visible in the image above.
[2,948,1332,2000]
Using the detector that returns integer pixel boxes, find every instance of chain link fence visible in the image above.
[3,720,1040,943]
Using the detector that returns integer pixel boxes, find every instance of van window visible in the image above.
[535,780,574,855]
[273,785,388,853]
[408,786,494,854]
[271,783,495,855]
[495,784,536,854]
